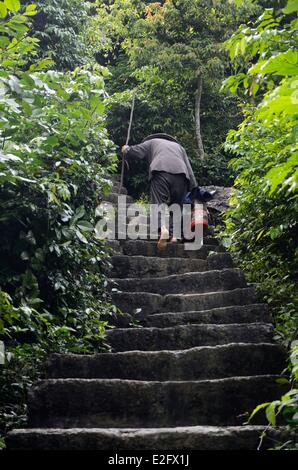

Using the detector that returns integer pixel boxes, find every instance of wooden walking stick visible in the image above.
[119,92,136,194]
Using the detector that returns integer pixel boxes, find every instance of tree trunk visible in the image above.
[195,74,205,161]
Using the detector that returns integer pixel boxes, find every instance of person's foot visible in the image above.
[157,226,169,251]
[170,236,178,244]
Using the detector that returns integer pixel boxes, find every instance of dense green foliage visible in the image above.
[223,3,297,344]
[0,1,117,441]
[94,0,261,196]
[28,0,91,70]
[221,1,297,441]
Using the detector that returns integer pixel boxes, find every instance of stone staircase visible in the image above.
[7,177,287,450]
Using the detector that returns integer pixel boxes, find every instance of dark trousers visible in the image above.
[150,171,188,236]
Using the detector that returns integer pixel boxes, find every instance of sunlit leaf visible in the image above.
[283,0,298,14]
[0,3,7,18]
[249,51,298,77]
[3,0,20,13]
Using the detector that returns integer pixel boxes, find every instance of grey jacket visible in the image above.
[126,138,197,190]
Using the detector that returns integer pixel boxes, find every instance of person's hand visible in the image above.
[122,145,129,154]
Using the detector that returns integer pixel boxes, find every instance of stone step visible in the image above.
[26,375,285,428]
[124,213,215,231]
[143,304,271,327]
[107,240,220,257]
[7,426,290,450]
[108,253,233,278]
[118,209,216,222]
[120,240,224,258]
[121,239,224,259]
[107,323,274,352]
[112,287,258,315]
[114,222,218,240]
[105,204,215,225]
[105,303,271,329]
[111,269,246,295]
[45,343,285,381]
[101,228,217,244]
[115,232,217,243]
[99,201,216,235]
[106,228,216,242]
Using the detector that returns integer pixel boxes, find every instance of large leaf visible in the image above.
[250,402,271,422]
[265,400,280,426]
[249,51,298,77]
[283,0,298,14]
[0,3,7,18]
[3,0,20,12]
[72,205,85,222]
[24,4,37,17]
[75,230,88,244]
[77,221,94,232]
[0,36,9,48]
[265,154,298,195]
[0,151,21,162]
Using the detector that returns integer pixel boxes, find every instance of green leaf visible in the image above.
[249,51,298,77]
[256,228,268,241]
[250,402,271,421]
[76,230,88,244]
[0,152,21,162]
[21,99,32,116]
[3,0,21,12]
[77,220,94,232]
[250,78,259,96]
[44,136,59,148]
[0,36,9,48]
[73,205,85,222]
[90,96,105,115]
[283,0,298,14]
[24,4,37,16]
[265,401,280,426]
[26,4,37,11]
[265,154,298,195]
[0,3,7,17]
[228,0,245,6]
[276,378,290,385]
[29,58,54,72]
[7,21,28,33]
